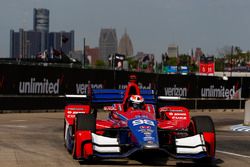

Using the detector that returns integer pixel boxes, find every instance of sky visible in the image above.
[1,0,250,61]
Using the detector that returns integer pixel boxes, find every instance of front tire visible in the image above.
[72,113,96,160]
[75,113,96,132]
[65,125,74,153]
[189,116,216,163]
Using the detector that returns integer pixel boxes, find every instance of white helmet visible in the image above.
[129,95,144,109]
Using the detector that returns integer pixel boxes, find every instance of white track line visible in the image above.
[1,125,27,128]
[217,150,250,159]
[10,119,27,122]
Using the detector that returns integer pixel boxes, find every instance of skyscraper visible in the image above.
[118,30,133,57]
[33,8,49,32]
[99,28,117,61]
[10,29,41,58]
[49,31,74,55]
[10,8,75,59]
[168,44,179,58]
[33,8,49,52]
[10,30,20,58]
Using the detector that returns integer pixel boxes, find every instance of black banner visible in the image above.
[157,74,197,98]
[0,64,247,110]
[0,64,246,98]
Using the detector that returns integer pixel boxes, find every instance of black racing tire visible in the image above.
[65,125,74,153]
[191,116,215,134]
[75,113,96,132]
[190,116,216,163]
[64,120,66,146]
[74,113,96,160]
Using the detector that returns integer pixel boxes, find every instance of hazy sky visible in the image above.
[1,0,250,61]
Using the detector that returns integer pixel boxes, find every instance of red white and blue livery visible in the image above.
[64,75,216,162]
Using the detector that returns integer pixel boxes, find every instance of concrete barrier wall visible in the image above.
[0,63,247,110]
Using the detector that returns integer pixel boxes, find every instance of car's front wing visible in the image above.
[91,132,208,159]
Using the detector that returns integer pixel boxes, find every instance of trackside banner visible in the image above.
[19,78,60,94]
[0,64,247,99]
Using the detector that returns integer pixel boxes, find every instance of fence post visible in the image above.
[195,99,197,111]
[244,99,250,126]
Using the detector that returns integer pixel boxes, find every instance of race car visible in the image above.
[64,75,215,162]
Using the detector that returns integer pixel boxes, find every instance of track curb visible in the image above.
[231,124,250,132]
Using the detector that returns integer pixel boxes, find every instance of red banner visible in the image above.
[199,63,208,74]
[207,63,215,74]
[199,56,215,75]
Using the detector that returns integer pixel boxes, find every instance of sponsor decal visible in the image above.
[132,119,155,126]
[118,82,152,89]
[19,78,59,94]
[103,106,116,111]
[138,128,154,135]
[147,141,153,144]
[140,125,151,129]
[67,115,75,118]
[67,110,87,115]
[76,83,103,94]
[160,108,184,113]
[201,85,238,99]
[161,125,174,129]
[66,111,88,118]
[173,113,186,116]
[164,85,187,97]
[172,116,187,120]
[144,136,154,141]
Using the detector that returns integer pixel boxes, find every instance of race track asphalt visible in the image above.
[0,111,250,167]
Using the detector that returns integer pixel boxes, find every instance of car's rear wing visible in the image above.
[91,89,156,107]
[65,89,156,106]
[157,96,189,108]
[65,94,90,105]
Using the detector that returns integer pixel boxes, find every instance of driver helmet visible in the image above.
[129,95,145,109]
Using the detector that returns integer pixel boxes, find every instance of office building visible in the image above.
[167,44,179,58]
[10,8,74,59]
[33,8,49,51]
[48,31,74,55]
[33,8,49,32]
[195,48,204,62]
[85,46,100,66]
[118,30,133,56]
[10,29,41,58]
[99,28,117,61]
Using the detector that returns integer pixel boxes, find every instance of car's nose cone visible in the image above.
[143,143,159,149]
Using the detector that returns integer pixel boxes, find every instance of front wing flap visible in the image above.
[90,127,210,159]
[174,134,208,159]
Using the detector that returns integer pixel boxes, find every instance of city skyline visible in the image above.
[1,0,250,61]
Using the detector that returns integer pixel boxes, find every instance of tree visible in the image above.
[216,45,232,58]
[215,58,224,71]
[189,63,198,73]
[161,52,169,66]
[167,57,178,66]
[127,57,138,70]
[95,60,106,68]
[234,46,242,55]
[178,54,191,66]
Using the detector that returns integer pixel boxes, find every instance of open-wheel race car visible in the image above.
[64,75,215,162]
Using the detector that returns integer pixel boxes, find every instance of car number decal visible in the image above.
[132,119,155,126]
